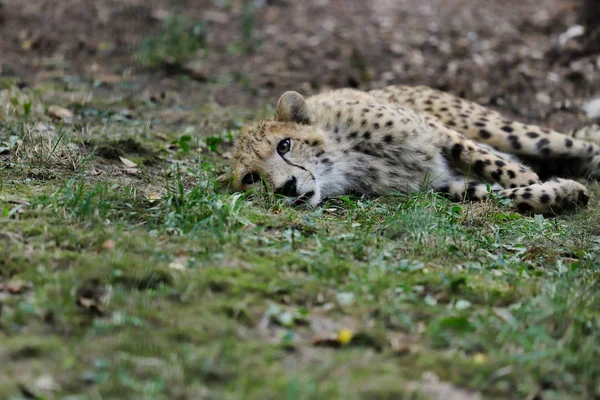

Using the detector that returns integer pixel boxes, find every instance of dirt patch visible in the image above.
[92,137,156,161]
[1,0,598,132]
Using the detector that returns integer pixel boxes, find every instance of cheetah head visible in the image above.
[220,91,326,206]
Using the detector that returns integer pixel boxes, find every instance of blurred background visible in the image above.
[0,0,598,130]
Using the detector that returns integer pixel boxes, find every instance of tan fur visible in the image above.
[224,85,597,214]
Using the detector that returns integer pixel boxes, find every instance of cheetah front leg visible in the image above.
[428,117,541,189]
[428,118,589,213]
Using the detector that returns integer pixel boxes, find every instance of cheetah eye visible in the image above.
[277,138,291,155]
[241,172,261,185]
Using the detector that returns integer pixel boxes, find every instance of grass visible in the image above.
[1,81,600,400]
[138,13,207,71]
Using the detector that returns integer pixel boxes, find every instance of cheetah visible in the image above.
[221,85,600,214]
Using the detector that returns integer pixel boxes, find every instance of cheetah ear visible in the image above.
[275,91,310,125]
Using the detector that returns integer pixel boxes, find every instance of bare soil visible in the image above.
[1,0,598,130]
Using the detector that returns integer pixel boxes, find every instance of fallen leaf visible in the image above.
[473,353,487,364]
[147,192,162,201]
[34,374,58,392]
[102,239,115,250]
[153,132,169,140]
[336,292,355,306]
[119,156,137,168]
[493,307,516,324]
[124,168,140,175]
[182,60,208,81]
[7,280,24,294]
[47,105,73,121]
[169,256,188,270]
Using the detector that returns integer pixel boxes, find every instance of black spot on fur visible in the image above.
[540,194,550,204]
[537,138,550,149]
[348,131,358,139]
[501,126,514,133]
[373,123,380,130]
[473,160,485,173]
[475,122,486,127]
[507,170,516,179]
[565,138,573,148]
[383,134,393,144]
[522,192,532,199]
[316,151,325,158]
[466,187,477,198]
[451,143,464,159]
[479,130,491,139]
[361,119,367,127]
[363,131,371,140]
[437,184,450,193]
[495,160,505,167]
[385,120,393,128]
[517,202,534,213]
[526,132,539,139]
[508,135,522,150]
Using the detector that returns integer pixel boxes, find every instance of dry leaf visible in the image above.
[124,168,140,175]
[102,239,115,250]
[47,105,74,121]
[169,256,188,271]
[119,156,138,168]
[473,353,487,364]
[153,132,169,140]
[6,280,25,294]
[147,192,162,201]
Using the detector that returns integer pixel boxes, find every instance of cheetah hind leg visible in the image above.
[435,178,589,214]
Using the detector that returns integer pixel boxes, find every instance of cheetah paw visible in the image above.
[501,178,589,214]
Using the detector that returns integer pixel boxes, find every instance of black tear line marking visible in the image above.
[281,155,316,182]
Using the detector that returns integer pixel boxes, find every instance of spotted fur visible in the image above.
[222,86,596,214]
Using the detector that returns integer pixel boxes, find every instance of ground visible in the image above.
[1,0,599,399]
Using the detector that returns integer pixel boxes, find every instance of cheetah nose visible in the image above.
[275,176,298,197]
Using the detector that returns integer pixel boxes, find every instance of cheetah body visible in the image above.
[226,85,599,214]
